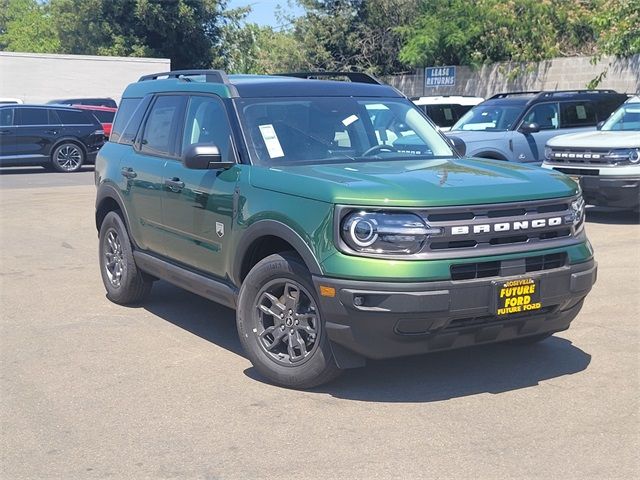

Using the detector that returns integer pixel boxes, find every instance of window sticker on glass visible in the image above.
[576,105,587,120]
[258,124,284,158]
[444,108,453,121]
[342,114,359,126]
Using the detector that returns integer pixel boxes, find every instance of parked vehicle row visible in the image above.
[411,95,484,131]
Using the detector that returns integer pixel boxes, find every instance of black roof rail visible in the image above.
[489,91,541,100]
[138,69,231,84]
[537,89,619,97]
[278,71,383,85]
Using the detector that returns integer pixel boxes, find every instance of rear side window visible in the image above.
[111,97,148,144]
[559,101,597,128]
[0,108,13,126]
[16,108,50,126]
[56,109,94,125]
[140,95,186,157]
[91,110,115,123]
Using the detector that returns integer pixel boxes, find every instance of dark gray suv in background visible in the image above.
[0,105,105,172]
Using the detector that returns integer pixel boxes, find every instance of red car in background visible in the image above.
[71,105,117,137]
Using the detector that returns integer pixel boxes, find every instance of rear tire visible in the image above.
[99,211,152,305]
[51,142,84,172]
[237,252,341,389]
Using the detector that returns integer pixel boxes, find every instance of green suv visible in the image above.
[95,70,597,388]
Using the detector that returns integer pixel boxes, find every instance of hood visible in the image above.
[250,158,578,207]
[547,130,640,149]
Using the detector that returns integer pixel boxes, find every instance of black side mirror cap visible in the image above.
[448,136,466,157]
[519,122,540,134]
[596,121,604,130]
[183,144,234,170]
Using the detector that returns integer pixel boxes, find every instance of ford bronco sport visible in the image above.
[543,95,640,211]
[95,70,597,388]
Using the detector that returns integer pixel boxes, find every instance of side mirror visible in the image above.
[183,144,234,170]
[596,121,604,130]
[519,122,540,134]
[448,136,466,157]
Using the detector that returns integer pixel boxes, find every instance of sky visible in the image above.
[228,0,305,29]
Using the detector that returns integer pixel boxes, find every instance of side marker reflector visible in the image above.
[319,286,336,297]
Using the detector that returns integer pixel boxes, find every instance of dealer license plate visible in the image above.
[495,277,541,316]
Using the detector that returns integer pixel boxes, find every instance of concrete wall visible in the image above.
[0,52,170,105]
[385,54,640,98]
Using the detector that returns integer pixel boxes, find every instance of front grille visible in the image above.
[549,148,614,165]
[416,197,577,257]
[552,167,600,176]
[450,252,567,280]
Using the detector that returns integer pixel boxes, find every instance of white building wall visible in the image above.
[0,51,170,105]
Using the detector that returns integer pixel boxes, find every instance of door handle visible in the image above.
[121,167,137,179]
[164,177,185,192]
[44,130,58,135]
[0,130,10,135]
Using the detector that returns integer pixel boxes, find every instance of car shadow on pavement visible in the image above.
[144,281,591,403]
[585,207,639,225]
[143,280,244,357]
[0,166,94,175]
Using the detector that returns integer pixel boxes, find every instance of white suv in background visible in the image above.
[543,95,640,210]
[411,95,484,131]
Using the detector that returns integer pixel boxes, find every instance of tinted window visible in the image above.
[559,101,597,128]
[522,103,559,130]
[91,110,115,123]
[0,108,13,126]
[56,109,93,125]
[16,108,49,126]
[112,97,149,144]
[141,95,186,157]
[182,96,233,160]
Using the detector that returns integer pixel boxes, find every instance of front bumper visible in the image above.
[579,175,640,209]
[313,259,596,362]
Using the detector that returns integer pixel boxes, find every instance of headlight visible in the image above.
[340,211,442,255]
[607,148,640,164]
[544,146,553,160]
[568,196,585,228]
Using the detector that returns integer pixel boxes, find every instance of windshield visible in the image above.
[236,97,454,166]
[451,105,522,132]
[602,100,640,131]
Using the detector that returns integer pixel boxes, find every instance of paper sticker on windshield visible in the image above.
[258,124,284,158]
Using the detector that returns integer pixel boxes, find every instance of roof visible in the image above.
[123,71,404,99]
[0,104,87,111]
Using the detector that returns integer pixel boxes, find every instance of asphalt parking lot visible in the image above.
[1,168,638,479]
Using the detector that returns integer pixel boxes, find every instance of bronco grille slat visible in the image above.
[450,253,568,280]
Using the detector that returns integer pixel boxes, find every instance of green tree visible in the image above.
[0,0,60,53]
[399,0,597,67]
[592,0,640,56]
[48,0,228,69]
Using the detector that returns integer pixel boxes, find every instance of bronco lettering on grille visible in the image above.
[451,217,563,235]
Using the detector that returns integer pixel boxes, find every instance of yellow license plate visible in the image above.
[495,278,541,316]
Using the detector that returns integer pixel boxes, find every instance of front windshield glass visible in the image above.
[602,100,640,131]
[451,105,522,132]
[236,97,454,166]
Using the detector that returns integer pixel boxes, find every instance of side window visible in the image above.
[0,108,13,126]
[16,108,50,126]
[560,101,597,128]
[181,95,233,160]
[111,98,140,143]
[56,109,92,125]
[140,95,186,157]
[522,103,559,130]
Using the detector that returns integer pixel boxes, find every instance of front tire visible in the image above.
[237,252,341,389]
[51,142,84,172]
[99,211,152,305]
